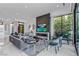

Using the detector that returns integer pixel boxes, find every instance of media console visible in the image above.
[36,32,49,41]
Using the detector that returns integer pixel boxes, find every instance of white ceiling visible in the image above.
[0,3,71,19]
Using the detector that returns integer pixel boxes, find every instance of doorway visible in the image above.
[18,22,24,34]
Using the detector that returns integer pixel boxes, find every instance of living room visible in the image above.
[0,3,78,56]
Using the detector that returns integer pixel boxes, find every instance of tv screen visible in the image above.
[36,24,47,32]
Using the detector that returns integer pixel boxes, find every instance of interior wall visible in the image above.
[3,20,12,35]
[1,10,71,36]
[13,21,18,33]
[24,11,71,37]
[2,18,36,34]
[24,17,36,33]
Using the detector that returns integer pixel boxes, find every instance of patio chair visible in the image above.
[49,37,60,54]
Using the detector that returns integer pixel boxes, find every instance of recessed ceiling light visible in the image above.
[57,5,59,8]
[16,13,19,15]
[25,5,28,8]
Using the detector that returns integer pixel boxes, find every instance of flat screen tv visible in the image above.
[36,24,47,32]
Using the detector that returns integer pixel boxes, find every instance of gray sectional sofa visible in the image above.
[9,32,48,55]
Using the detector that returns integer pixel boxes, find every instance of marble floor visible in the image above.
[0,36,77,56]
[38,44,77,56]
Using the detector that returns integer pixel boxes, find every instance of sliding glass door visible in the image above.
[75,3,79,55]
[76,13,79,55]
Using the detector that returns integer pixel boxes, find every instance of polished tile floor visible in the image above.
[38,44,76,56]
[0,36,77,56]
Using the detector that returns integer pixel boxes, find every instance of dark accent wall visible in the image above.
[36,13,50,32]
[36,13,51,40]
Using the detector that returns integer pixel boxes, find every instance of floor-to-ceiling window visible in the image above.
[54,16,62,36]
[54,14,72,41]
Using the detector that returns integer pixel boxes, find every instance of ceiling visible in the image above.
[0,3,72,19]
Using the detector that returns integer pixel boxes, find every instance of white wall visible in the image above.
[3,20,12,35]
[24,17,36,33]
[1,10,71,36]
[1,19,23,35]
[13,21,18,33]
[10,17,36,34]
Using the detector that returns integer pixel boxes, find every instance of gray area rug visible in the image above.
[23,40,48,56]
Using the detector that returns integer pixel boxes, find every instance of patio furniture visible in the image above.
[59,36,63,47]
[62,34,70,45]
[49,37,59,54]
[49,41,59,54]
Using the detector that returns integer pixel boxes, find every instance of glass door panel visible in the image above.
[62,15,72,39]
[75,3,79,55]
[76,13,79,55]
